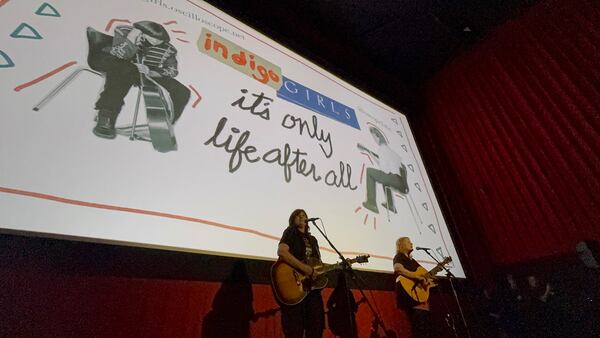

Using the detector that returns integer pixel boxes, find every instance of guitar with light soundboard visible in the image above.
[396,256,452,303]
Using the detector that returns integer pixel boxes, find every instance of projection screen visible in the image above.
[0,0,465,277]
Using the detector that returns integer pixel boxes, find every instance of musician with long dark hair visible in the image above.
[277,208,325,338]
[93,20,190,139]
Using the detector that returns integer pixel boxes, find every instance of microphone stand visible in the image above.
[309,219,392,338]
[420,248,470,338]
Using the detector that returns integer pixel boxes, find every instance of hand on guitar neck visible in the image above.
[307,264,324,280]
[134,63,162,78]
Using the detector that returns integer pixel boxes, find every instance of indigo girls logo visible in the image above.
[277,77,360,130]
[199,28,282,90]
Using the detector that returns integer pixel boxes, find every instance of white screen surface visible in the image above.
[0,0,465,277]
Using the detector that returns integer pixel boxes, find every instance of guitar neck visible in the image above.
[320,259,359,273]
[428,258,451,276]
[429,265,444,276]
[321,262,344,274]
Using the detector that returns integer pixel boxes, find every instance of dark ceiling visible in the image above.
[204,0,538,113]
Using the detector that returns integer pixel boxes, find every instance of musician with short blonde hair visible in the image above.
[394,236,435,337]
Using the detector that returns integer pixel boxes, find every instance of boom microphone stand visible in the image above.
[309,219,392,338]
[420,248,471,338]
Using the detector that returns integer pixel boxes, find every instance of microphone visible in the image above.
[307,217,320,222]
[415,246,431,251]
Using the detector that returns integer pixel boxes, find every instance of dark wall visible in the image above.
[413,0,599,277]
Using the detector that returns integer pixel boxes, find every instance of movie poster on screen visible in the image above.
[0,0,464,276]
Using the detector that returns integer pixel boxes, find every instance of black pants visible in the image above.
[281,290,324,338]
[364,165,408,211]
[409,308,435,338]
[94,55,190,122]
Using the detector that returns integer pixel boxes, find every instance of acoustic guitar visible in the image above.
[271,255,369,306]
[396,256,452,303]
[125,52,177,153]
[139,73,178,153]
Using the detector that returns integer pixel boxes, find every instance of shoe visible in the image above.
[362,201,379,214]
[93,111,116,139]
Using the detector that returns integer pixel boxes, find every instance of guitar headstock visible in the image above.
[350,254,370,264]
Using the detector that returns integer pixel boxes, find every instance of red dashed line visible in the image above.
[374,217,377,230]
[354,206,362,213]
[0,186,280,241]
[171,30,186,34]
[363,213,368,225]
[361,153,374,165]
[320,248,393,261]
[105,19,131,32]
[163,20,178,25]
[176,38,190,43]
[14,61,77,92]
[0,186,397,261]
[360,163,365,184]
[188,84,202,108]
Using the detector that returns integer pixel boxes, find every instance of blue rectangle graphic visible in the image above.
[277,76,360,130]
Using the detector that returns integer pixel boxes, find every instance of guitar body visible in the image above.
[397,266,434,303]
[271,255,369,306]
[396,256,452,303]
[141,76,177,153]
[270,260,328,306]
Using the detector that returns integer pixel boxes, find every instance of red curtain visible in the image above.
[1,267,410,337]
[418,0,600,272]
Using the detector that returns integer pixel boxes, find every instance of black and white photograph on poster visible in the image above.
[89,20,191,151]
[0,0,464,277]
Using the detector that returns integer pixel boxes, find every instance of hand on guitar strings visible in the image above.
[415,274,428,282]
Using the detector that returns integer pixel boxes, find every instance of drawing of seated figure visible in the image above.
[358,126,409,214]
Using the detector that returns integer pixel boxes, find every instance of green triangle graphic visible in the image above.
[0,50,15,68]
[427,223,436,234]
[10,23,43,39]
[436,247,443,258]
[35,2,61,17]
